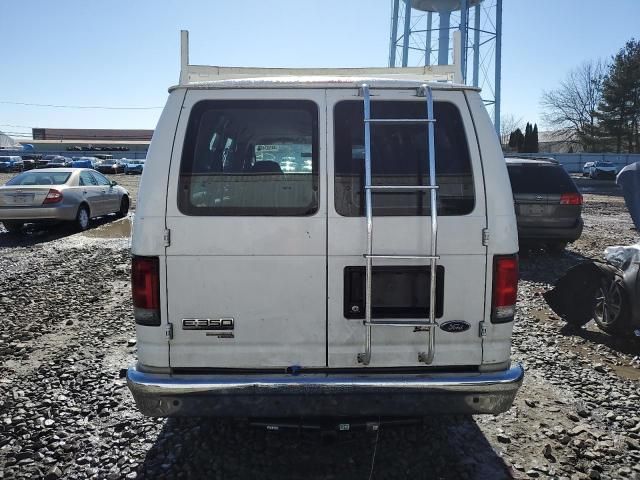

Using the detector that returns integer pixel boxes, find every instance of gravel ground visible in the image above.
[0,173,639,479]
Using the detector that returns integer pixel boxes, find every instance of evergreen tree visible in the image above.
[581,122,610,152]
[523,123,532,153]
[597,39,640,153]
[511,128,525,152]
[532,124,539,153]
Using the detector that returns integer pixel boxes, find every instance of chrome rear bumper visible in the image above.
[127,364,524,417]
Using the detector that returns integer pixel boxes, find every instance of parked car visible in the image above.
[96,159,125,174]
[126,33,524,419]
[545,241,640,337]
[20,158,36,170]
[582,161,595,176]
[71,157,98,168]
[0,168,129,233]
[10,159,25,172]
[46,157,72,168]
[506,157,583,252]
[0,156,22,173]
[123,159,145,174]
[588,161,617,179]
[36,155,59,169]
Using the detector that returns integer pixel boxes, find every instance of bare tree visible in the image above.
[540,60,607,151]
[500,113,523,148]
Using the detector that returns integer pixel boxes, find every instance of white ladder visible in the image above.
[357,84,440,366]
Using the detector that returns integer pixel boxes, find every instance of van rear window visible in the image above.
[334,101,475,216]
[178,100,319,216]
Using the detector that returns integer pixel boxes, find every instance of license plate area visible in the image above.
[521,204,547,216]
[343,266,444,319]
[11,194,34,205]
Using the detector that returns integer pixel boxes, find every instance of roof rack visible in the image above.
[178,30,463,85]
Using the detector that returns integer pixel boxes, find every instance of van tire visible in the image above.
[75,205,91,231]
[3,221,23,234]
[116,196,129,218]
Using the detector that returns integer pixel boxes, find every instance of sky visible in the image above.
[2,0,639,138]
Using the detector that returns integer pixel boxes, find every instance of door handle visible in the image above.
[83,190,88,195]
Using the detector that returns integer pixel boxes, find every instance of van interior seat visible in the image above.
[250,160,283,174]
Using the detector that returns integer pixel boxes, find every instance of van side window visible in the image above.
[178,100,319,216]
[334,101,475,216]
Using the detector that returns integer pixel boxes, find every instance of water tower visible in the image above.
[388,0,502,134]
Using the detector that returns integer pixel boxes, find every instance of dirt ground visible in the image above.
[0,172,639,479]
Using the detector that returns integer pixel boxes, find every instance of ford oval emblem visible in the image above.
[439,321,471,333]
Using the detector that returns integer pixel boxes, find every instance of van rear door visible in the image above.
[326,88,487,367]
[164,90,326,368]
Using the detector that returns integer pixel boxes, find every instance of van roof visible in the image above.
[170,75,478,93]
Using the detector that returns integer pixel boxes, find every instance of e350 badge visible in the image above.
[182,318,235,338]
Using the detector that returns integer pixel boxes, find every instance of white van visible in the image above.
[127,31,523,417]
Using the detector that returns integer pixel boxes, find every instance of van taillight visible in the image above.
[492,255,518,323]
[560,193,583,205]
[132,256,160,326]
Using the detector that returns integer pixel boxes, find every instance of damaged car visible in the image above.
[545,162,640,336]
[544,252,637,335]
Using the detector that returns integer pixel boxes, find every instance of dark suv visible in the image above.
[506,157,583,252]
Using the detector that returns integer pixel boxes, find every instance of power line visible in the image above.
[1,132,35,138]
[0,131,153,140]
[0,124,33,129]
[0,101,162,110]
[1,125,154,135]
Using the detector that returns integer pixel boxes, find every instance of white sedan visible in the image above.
[582,161,595,176]
[588,161,617,179]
